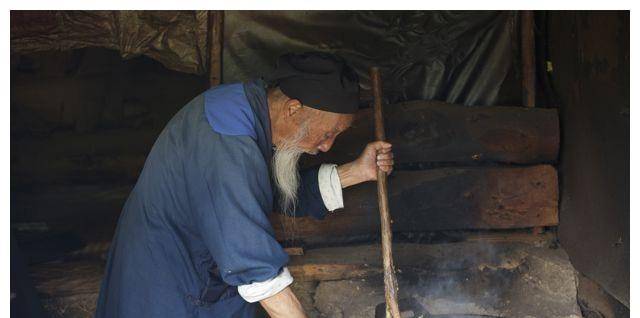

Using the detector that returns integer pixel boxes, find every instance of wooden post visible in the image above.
[521,11,545,235]
[369,67,401,318]
[208,11,224,87]
[521,10,536,108]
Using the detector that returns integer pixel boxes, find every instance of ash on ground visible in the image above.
[308,243,581,318]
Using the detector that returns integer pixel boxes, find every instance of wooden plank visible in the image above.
[288,240,551,281]
[272,165,558,244]
[28,236,555,297]
[289,263,380,282]
[284,247,304,256]
[302,100,559,167]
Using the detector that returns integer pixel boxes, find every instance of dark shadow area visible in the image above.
[11,47,208,262]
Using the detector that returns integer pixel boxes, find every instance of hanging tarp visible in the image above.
[223,11,517,106]
[11,10,517,106]
[10,10,210,75]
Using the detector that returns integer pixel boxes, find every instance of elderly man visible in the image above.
[95,52,394,317]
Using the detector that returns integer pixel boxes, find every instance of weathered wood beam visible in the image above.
[28,237,556,298]
[288,240,552,281]
[288,263,380,282]
[13,100,559,186]
[303,100,559,167]
[272,165,558,244]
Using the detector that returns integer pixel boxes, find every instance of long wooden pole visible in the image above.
[369,67,401,318]
[520,11,545,235]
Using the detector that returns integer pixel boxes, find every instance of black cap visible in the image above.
[268,52,360,114]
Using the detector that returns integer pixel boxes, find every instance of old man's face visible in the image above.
[294,106,354,155]
[271,103,354,213]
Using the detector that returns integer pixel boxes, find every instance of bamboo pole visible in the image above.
[369,67,401,318]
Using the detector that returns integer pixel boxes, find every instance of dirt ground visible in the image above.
[29,241,585,318]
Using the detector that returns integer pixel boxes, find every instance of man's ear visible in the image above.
[285,99,303,117]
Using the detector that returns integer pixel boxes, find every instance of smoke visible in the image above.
[401,240,520,317]
[314,237,579,317]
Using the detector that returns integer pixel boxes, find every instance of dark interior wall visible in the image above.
[11,48,208,243]
[548,11,629,306]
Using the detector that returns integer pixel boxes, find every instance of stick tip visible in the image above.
[369,67,381,82]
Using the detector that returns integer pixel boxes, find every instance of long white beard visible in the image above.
[271,124,309,215]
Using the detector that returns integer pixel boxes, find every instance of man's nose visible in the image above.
[317,138,335,153]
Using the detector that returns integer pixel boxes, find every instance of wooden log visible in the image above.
[302,100,559,167]
[271,165,558,244]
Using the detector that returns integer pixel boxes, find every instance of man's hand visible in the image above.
[337,141,394,188]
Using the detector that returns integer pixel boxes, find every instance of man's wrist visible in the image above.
[337,162,364,189]
[259,286,308,318]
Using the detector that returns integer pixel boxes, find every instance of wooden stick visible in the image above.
[369,67,401,318]
[208,11,224,87]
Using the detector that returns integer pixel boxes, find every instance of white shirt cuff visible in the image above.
[318,163,344,211]
[237,267,294,303]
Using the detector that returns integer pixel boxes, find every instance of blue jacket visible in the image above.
[95,80,327,318]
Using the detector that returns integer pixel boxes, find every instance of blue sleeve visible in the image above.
[194,134,288,287]
[277,166,328,220]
